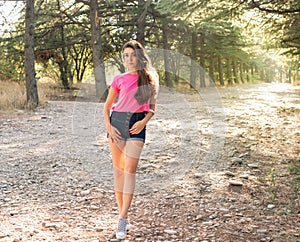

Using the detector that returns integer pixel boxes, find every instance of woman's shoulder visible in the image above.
[112,73,125,83]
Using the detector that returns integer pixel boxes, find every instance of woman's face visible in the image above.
[123,47,138,72]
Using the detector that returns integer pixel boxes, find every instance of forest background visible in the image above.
[0,1,300,240]
[0,0,299,109]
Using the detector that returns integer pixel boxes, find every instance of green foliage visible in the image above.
[0,35,25,81]
[287,165,300,203]
[155,0,209,19]
[265,167,278,203]
[288,166,300,176]
[0,0,299,87]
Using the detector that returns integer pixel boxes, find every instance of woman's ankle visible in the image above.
[119,214,128,219]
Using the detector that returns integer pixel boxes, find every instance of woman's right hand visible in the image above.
[109,126,122,143]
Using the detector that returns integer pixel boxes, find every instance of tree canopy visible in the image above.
[0,0,299,96]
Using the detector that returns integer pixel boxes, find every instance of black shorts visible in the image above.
[109,111,146,142]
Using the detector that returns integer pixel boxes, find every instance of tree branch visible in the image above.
[250,0,300,14]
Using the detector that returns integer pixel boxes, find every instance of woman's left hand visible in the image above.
[129,120,146,134]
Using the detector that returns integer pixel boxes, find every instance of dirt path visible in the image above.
[0,83,299,242]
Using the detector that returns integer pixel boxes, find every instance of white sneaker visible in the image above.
[116,218,128,239]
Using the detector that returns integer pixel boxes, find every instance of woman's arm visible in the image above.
[129,95,157,135]
[103,87,119,141]
[144,95,157,123]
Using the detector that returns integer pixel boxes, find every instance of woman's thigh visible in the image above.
[109,139,126,170]
[124,140,144,174]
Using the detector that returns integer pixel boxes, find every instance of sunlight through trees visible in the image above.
[0,0,299,108]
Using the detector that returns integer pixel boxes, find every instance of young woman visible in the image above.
[103,40,158,239]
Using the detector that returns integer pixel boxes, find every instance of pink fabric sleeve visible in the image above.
[110,76,120,93]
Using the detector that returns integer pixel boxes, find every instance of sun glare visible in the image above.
[0,1,23,34]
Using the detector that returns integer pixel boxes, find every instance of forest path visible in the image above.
[0,83,299,241]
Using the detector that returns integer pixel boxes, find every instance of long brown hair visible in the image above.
[122,40,156,104]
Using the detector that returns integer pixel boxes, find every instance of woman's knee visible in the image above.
[125,165,138,174]
[114,165,125,176]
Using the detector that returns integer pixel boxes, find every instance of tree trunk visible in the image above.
[90,0,107,101]
[199,33,205,88]
[293,70,298,84]
[190,31,197,89]
[57,0,70,89]
[226,57,233,85]
[67,61,74,85]
[25,0,39,109]
[59,32,70,89]
[136,0,148,45]
[72,45,90,83]
[239,61,244,83]
[209,54,214,86]
[250,63,254,81]
[245,64,250,82]
[260,70,265,81]
[288,69,292,83]
[162,21,172,88]
[218,55,224,86]
[232,58,239,84]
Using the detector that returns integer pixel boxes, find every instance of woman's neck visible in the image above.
[128,70,138,74]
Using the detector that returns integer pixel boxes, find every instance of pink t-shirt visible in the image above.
[111,72,151,112]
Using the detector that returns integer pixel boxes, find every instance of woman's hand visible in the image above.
[109,126,122,142]
[129,120,146,135]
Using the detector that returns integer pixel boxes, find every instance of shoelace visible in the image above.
[117,218,127,234]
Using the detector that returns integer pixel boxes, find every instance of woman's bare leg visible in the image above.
[119,140,144,218]
[109,139,126,214]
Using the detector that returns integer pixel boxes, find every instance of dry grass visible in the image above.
[0,80,62,113]
[38,82,64,102]
[0,80,101,115]
[0,81,27,111]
